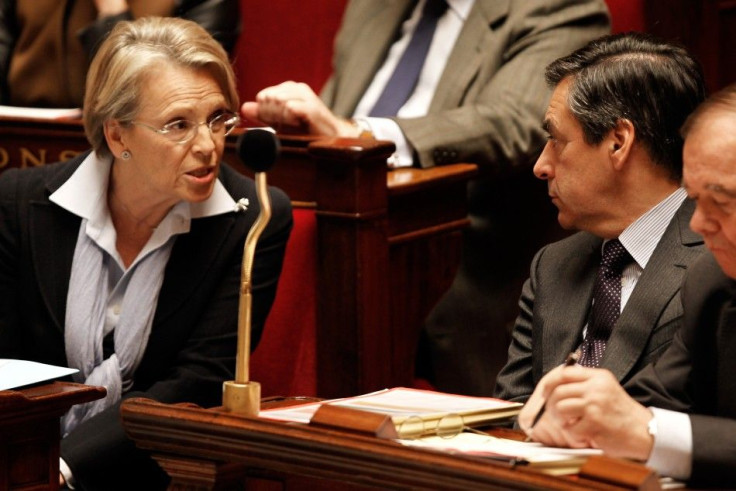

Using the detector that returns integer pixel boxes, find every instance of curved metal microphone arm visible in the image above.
[223,171,271,416]
[223,128,279,416]
[235,172,272,384]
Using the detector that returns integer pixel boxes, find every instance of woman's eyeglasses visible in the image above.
[132,111,240,144]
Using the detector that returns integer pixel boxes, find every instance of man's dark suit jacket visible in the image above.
[322,0,612,395]
[627,252,736,487]
[495,200,704,402]
[0,153,293,490]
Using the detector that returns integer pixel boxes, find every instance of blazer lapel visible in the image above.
[430,0,509,110]
[331,0,415,116]
[540,234,600,375]
[29,157,87,335]
[30,202,80,334]
[153,213,236,326]
[716,296,736,414]
[602,200,703,380]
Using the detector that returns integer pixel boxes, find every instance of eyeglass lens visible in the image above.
[397,413,466,440]
[168,113,237,141]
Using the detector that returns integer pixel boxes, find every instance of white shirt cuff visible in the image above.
[363,117,414,168]
[59,457,76,489]
[646,407,692,481]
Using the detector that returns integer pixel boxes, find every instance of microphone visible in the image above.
[222,129,280,416]
[237,127,280,173]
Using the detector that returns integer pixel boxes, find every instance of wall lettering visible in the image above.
[20,148,47,168]
[59,150,82,161]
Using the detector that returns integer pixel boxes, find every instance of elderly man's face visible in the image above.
[685,111,736,279]
[533,78,613,235]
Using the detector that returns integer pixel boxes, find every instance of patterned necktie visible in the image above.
[368,0,449,117]
[578,239,633,367]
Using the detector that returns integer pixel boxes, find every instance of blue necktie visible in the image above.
[578,239,633,367]
[369,0,448,117]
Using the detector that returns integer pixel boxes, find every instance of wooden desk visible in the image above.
[0,382,106,491]
[0,116,476,398]
[121,397,659,490]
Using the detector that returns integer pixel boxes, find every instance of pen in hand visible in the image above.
[524,349,581,442]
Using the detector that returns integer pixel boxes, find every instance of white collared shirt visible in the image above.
[352,0,474,167]
[647,407,692,481]
[50,151,240,341]
[586,188,693,480]
[52,152,239,489]
[50,152,237,270]
[617,187,688,308]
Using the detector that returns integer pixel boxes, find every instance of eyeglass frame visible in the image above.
[130,110,240,145]
[396,413,491,440]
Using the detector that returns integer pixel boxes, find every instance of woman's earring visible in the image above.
[121,150,132,160]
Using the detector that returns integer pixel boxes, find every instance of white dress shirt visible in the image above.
[352,0,474,167]
[586,188,693,480]
[52,151,239,488]
[647,407,692,480]
[580,188,687,337]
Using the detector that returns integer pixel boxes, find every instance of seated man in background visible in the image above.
[0,0,240,107]
[242,0,611,395]
[494,32,706,402]
[518,83,736,488]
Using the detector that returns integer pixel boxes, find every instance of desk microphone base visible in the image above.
[222,380,261,416]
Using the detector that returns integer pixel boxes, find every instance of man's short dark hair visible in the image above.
[545,32,706,181]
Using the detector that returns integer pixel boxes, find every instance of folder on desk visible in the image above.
[260,387,522,438]
[400,431,601,476]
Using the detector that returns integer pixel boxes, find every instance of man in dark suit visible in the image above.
[517,84,736,488]
[494,32,706,403]
[242,0,611,394]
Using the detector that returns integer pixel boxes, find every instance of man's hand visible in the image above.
[241,81,360,137]
[518,364,655,461]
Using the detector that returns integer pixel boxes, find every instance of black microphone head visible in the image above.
[236,129,280,172]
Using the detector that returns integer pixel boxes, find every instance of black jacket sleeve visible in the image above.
[59,165,292,491]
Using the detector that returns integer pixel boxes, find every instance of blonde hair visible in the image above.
[83,16,239,158]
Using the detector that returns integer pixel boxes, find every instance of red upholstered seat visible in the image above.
[605,0,645,33]
[247,1,646,401]
[251,207,318,398]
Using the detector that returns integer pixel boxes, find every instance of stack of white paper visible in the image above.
[0,359,78,391]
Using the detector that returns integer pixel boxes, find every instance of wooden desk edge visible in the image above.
[0,381,106,406]
[121,397,642,491]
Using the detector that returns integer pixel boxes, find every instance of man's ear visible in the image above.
[608,118,635,171]
[104,120,127,159]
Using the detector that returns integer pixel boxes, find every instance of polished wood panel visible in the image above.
[121,397,657,491]
[0,382,106,491]
[645,0,736,93]
[0,117,476,398]
[0,117,85,170]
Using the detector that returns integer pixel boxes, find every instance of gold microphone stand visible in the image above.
[222,171,272,416]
